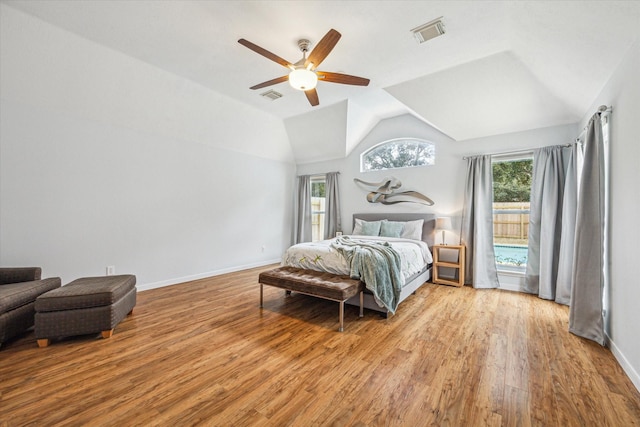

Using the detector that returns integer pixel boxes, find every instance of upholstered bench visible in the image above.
[34,275,136,347]
[258,266,364,332]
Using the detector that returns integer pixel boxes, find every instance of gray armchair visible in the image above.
[0,267,61,348]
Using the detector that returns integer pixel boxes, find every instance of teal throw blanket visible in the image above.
[331,236,404,314]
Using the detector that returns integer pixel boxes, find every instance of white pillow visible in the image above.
[400,219,424,240]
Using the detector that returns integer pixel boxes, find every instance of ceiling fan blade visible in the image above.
[238,39,293,69]
[317,71,370,86]
[305,29,341,69]
[304,89,320,106]
[249,75,289,90]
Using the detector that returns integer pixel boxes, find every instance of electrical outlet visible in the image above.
[106,266,115,276]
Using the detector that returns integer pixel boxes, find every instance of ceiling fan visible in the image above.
[238,29,370,107]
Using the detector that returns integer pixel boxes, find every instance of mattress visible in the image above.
[282,235,433,284]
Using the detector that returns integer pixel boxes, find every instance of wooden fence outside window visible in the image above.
[493,202,530,245]
[311,197,325,242]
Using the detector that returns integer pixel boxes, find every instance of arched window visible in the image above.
[361,138,435,172]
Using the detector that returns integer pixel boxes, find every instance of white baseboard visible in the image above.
[606,332,640,392]
[136,259,281,292]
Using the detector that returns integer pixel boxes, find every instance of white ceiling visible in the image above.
[3,0,640,163]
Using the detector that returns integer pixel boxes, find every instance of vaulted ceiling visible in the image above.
[4,0,639,163]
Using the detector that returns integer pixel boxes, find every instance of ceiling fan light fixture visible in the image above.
[239,29,368,106]
[411,17,445,44]
[288,68,318,91]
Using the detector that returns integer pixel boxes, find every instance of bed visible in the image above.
[282,213,435,316]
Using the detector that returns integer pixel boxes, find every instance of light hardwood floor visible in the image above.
[1,265,639,426]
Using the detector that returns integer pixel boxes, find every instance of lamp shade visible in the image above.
[436,217,452,230]
[436,217,452,245]
[289,68,318,91]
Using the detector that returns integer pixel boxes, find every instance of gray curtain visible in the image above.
[295,175,312,244]
[460,155,499,288]
[569,113,605,345]
[324,172,342,239]
[525,145,577,302]
[555,146,578,305]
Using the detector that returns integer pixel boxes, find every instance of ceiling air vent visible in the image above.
[411,17,445,44]
[260,90,283,101]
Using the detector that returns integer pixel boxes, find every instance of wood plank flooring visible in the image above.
[1,265,639,426]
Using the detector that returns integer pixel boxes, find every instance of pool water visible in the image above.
[494,244,528,267]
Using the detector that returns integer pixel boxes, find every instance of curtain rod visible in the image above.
[301,172,340,179]
[462,143,573,160]
[462,105,612,160]
[575,105,612,142]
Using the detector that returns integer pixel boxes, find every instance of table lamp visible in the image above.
[436,217,452,245]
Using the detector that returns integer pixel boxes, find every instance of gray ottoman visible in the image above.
[35,275,136,347]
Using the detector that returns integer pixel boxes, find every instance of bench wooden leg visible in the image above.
[339,301,345,332]
[101,329,114,339]
[359,291,364,318]
[37,339,50,348]
[260,284,263,308]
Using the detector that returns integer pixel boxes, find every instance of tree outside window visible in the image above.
[493,159,533,203]
[361,138,435,172]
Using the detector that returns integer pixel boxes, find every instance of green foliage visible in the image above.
[492,159,532,202]
[363,139,434,171]
[311,181,325,198]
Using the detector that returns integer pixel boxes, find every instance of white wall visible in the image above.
[579,42,640,390]
[297,112,576,242]
[297,114,459,235]
[0,5,296,289]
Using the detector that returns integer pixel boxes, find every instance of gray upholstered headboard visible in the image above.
[352,213,436,248]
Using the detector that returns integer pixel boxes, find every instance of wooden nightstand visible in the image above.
[432,244,465,287]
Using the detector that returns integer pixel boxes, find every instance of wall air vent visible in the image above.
[260,90,283,101]
[411,17,445,44]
